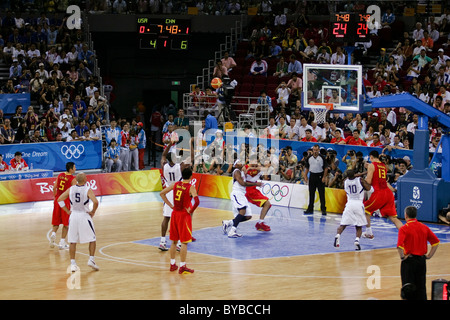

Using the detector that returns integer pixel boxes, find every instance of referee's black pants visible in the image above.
[307,172,326,213]
[401,255,427,300]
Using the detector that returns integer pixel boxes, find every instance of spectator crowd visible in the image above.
[0,9,145,173]
[184,1,450,197]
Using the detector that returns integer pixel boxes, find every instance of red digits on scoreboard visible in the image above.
[332,23,347,37]
[357,23,368,36]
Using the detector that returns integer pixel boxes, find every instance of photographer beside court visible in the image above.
[342,149,357,175]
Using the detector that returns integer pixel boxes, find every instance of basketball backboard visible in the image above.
[301,63,364,114]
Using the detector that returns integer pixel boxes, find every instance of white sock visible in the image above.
[51,232,56,237]
[60,239,66,244]
[335,234,340,238]
[89,256,95,262]
[170,259,176,265]
[180,262,186,267]
[259,219,264,223]
[160,237,166,243]
[355,237,360,242]
[71,259,76,265]
[366,227,373,234]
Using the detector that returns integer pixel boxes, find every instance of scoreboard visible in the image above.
[330,13,371,43]
[137,17,190,51]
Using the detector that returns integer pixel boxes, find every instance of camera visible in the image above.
[432,279,449,300]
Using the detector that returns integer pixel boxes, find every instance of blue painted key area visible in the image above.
[135,196,450,261]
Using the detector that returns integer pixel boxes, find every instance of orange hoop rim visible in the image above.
[309,102,334,111]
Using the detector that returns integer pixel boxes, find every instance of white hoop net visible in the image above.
[311,106,330,124]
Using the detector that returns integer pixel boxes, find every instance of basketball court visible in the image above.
[0,192,449,300]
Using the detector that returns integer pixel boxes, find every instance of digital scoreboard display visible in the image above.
[330,13,371,43]
[137,18,190,50]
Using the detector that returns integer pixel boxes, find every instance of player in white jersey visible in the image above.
[222,159,262,238]
[334,170,373,250]
[159,141,190,250]
[57,173,99,271]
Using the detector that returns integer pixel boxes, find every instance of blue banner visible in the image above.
[223,135,414,173]
[0,93,30,114]
[0,169,54,181]
[0,140,103,172]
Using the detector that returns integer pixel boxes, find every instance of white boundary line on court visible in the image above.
[39,196,450,280]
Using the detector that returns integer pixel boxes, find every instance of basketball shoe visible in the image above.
[255,222,271,231]
[228,227,243,238]
[354,240,361,251]
[70,264,79,272]
[159,242,169,251]
[58,239,69,250]
[179,265,194,274]
[170,263,178,272]
[222,220,232,234]
[362,232,374,240]
[334,235,340,248]
[88,259,100,271]
[49,232,56,248]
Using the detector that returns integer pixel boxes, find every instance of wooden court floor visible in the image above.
[0,196,449,300]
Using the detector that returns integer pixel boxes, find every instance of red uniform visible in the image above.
[244,165,268,207]
[0,161,9,171]
[10,158,28,170]
[364,161,397,217]
[344,136,368,146]
[170,181,194,243]
[52,172,75,226]
[301,137,318,142]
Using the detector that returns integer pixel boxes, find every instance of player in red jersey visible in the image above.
[160,167,200,274]
[363,150,403,239]
[49,162,76,249]
[243,155,271,231]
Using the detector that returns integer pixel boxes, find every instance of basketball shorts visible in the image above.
[169,210,192,243]
[245,186,269,207]
[364,188,397,217]
[341,200,367,227]
[68,211,96,244]
[52,198,71,226]
[163,190,174,217]
[231,191,252,217]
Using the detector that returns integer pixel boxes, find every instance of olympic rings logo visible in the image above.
[61,144,85,159]
[261,183,290,202]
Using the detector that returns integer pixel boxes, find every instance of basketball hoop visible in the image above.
[310,103,333,124]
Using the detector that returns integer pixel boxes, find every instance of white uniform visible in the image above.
[162,162,182,217]
[340,177,370,227]
[67,185,96,244]
[230,168,252,217]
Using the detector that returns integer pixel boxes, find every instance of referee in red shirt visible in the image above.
[397,206,440,300]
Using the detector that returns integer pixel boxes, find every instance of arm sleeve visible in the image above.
[397,227,406,250]
[191,196,200,213]
[304,156,310,169]
[427,227,440,247]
